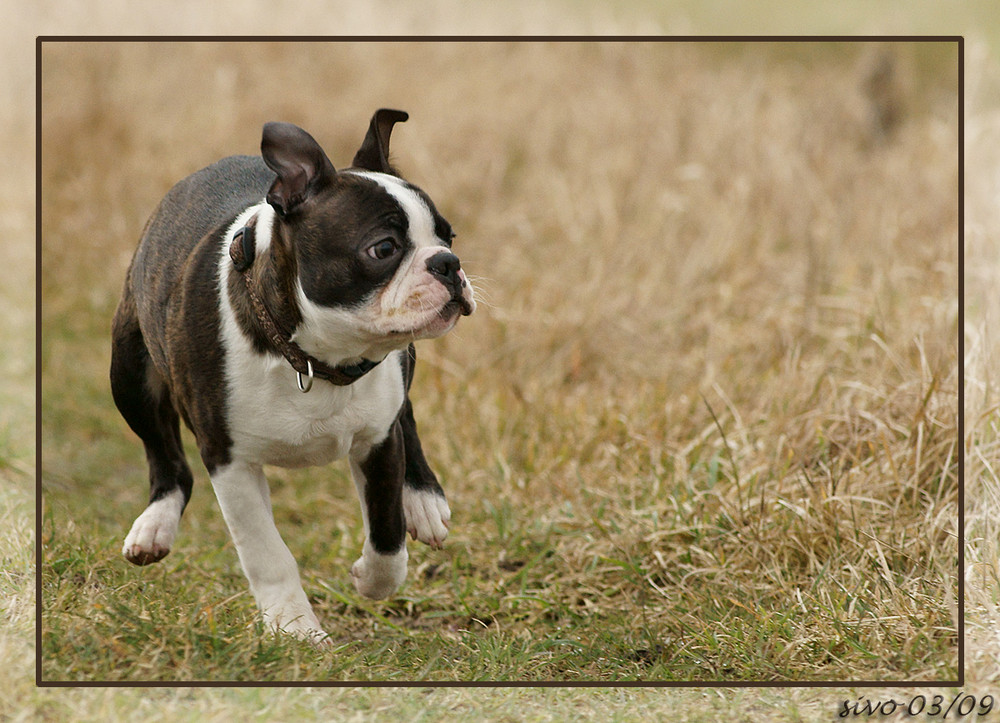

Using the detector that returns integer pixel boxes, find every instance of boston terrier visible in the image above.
[110,109,475,643]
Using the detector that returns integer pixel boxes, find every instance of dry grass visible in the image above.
[963,39,1000,684]
[38,40,960,684]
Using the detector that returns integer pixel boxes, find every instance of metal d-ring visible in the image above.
[296,359,314,393]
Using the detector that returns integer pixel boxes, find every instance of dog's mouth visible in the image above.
[444,294,475,318]
[378,270,475,339]
[435,288,477,327]
[384,296,473,338]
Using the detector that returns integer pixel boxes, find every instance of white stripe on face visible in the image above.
[341,170,442,250]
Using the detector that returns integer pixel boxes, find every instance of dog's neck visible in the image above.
[226,211,380,388]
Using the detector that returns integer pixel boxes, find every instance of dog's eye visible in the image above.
[367,238,398,260]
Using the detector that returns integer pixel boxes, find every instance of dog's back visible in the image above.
[131,156,273,313]
[123,156,273,376]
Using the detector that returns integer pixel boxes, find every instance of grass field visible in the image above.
[37,38,960,684]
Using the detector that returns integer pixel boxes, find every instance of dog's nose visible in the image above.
[426,252,462,286]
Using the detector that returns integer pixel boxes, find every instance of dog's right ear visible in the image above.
[261,122,336,217]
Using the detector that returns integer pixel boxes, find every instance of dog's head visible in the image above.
[258,110,475,362]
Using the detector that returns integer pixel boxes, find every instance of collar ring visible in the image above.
[296,359,314,393]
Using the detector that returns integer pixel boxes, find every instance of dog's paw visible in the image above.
[122,491,184,565]
[350,545,408,600]
[403,487,450,548]
[263,604,330,647]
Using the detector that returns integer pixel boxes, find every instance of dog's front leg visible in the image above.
[209,461,327,643]
[349,420,408,600]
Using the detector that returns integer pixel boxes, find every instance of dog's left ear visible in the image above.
[261,122,336,217]
[352,109,409,174]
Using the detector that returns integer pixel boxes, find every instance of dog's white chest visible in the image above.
[224,354,405,468]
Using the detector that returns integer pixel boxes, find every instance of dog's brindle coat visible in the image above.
[110,110,472,641]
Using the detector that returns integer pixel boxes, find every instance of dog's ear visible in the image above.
[261,122,336,217]
[352,109,409,174]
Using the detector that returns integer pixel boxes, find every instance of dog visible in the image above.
[110,109,475,643]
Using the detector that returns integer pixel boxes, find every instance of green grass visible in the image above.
[38,36,960,688]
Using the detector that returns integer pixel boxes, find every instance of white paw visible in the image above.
[262,602,330,647]
[122,490,184,565]
[350,544,408,600]
[403,487,450,548]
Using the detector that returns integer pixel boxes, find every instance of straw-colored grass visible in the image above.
[963,39,1000,685]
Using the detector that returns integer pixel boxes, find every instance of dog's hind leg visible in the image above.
[111,286,193,565]
[398,344,451,548]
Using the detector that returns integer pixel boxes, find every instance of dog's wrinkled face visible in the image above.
[342,170,475,336]
[258,117,474,363]
[288,171,475,359]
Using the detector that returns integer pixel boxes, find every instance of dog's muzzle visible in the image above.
[426,252,474,316]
